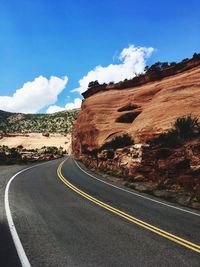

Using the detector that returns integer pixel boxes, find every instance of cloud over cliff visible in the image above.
[46,98,82,113]
[0,44,153,114]
[73,45,154,94]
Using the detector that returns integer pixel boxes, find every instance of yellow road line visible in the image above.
[57,160,200,254]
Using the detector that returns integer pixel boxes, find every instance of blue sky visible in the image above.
[0,0,199,113]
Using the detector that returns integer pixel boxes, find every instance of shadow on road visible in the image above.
[0,221,21,267]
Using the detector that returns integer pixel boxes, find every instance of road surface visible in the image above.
[3,157,200,266]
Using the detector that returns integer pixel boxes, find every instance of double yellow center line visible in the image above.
[57,160,200,253]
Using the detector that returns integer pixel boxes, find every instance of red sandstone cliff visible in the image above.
[72,57,200,155]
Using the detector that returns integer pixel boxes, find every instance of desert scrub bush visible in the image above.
[90,148,99,157]
[195,194,200,202]
[152,130,184,148]
[87,134,134,157]
[28,148,38,152]
[44,146,58,154]
[102,134,134,150]
[106,149,115,159]
[174,115,200,139]
[174,157,190,170]
[150,115,200,148]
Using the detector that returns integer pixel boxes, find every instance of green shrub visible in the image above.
[88,134,134,157]
[90,148,99,157]
[151,130,183,148]
[44,146,58,154]
[196,194,200,202]
[151,115,200,148]
[102,134,134,150]
[106,149,115,159]
[174,157,190,170]
[174,115,199,139]
[155,148,172,159]
[88,80,100,88]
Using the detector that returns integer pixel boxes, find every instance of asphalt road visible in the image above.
[0,164,27,267]
[3,157,200,266]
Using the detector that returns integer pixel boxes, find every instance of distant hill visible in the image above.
[0,109,79,134]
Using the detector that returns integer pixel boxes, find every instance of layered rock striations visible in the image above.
[73,57,200,155]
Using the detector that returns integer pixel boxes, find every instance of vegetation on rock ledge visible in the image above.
[150,115,200,148]
[88,133,134,157]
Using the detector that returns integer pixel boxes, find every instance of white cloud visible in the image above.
[1,44,153,114]
[73,45,154,94]
[65,98,82,110]
[46,105,65,114]
[0,75,68,113]
[46,98,82,114]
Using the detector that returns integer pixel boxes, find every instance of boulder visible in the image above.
[129,182,156,193]
[176,195,191,206]
[153,190,177,201]
[133,174,146,182]
[191,202,200,210]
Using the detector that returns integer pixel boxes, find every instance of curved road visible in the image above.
[4,157,200,266]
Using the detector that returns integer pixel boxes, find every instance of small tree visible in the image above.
[88,80,100,88]
[174,115,199,139]
[193,53,200,60]
[153,130,183,148]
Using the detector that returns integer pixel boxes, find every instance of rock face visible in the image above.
[78,141,200,209]
[78,141,200,193]
[73,58,200,154]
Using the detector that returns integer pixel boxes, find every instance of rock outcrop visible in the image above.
[78,141,200,209]
[73,56,200,154]
[0,145,65,164]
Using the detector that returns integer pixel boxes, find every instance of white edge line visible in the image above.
[73,158,200,217]
[4,160,53,267]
